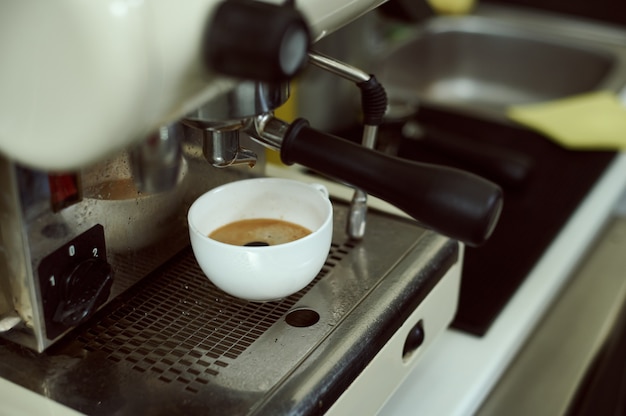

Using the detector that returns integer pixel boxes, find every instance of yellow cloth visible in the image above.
[427,0,476,14]
[507,91,626,150]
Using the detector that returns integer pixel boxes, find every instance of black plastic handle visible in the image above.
[281,119,503,246]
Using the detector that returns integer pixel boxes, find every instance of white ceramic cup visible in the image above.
[187,178,333,302]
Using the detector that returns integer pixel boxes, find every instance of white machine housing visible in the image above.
[0,0,387,171]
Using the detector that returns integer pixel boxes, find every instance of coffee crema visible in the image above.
[209,218,312,246]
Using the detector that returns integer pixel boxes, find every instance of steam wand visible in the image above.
[306,51,387,239]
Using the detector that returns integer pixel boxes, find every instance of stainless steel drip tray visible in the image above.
[0,202,458,415]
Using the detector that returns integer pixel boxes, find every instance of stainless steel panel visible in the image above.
[0,202,458,415]
[0,131,264,351]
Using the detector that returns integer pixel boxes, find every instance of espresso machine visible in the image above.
[0,0,502,414]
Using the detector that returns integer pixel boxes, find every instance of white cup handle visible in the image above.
[309,183,329,199]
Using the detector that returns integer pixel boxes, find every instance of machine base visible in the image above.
[0,202,459,415]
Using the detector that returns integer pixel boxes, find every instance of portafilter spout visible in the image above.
[181,81,290,168]
[201,123,257,168]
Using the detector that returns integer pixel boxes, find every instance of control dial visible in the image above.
[52,257,113,327]
[38,224,112,339]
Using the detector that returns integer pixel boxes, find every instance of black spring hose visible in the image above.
[357,75,388,126]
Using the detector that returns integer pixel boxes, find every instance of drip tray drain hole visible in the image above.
[285,308,320,327]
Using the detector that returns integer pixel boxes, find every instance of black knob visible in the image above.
[402,320,425,360]
[204,0,311,82]
[53,258,113,327]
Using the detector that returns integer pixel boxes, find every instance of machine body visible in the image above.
[0,0,386,171]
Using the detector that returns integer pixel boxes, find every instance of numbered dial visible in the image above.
[38,224,113,339]
[52,257,112,326]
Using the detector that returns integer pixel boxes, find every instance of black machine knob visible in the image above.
[53,257,113,327]
[204,0,311,82]
[402,320,425,360]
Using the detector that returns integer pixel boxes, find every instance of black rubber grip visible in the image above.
[281,119,503,246]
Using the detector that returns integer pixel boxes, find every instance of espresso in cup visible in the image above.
[209,218,312,246]
[188,178,333,301]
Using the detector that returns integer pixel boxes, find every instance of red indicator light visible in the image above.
[48,173,81,212]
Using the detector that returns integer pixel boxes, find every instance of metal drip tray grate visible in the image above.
[0,203,457,415]
[76,241,355,393]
